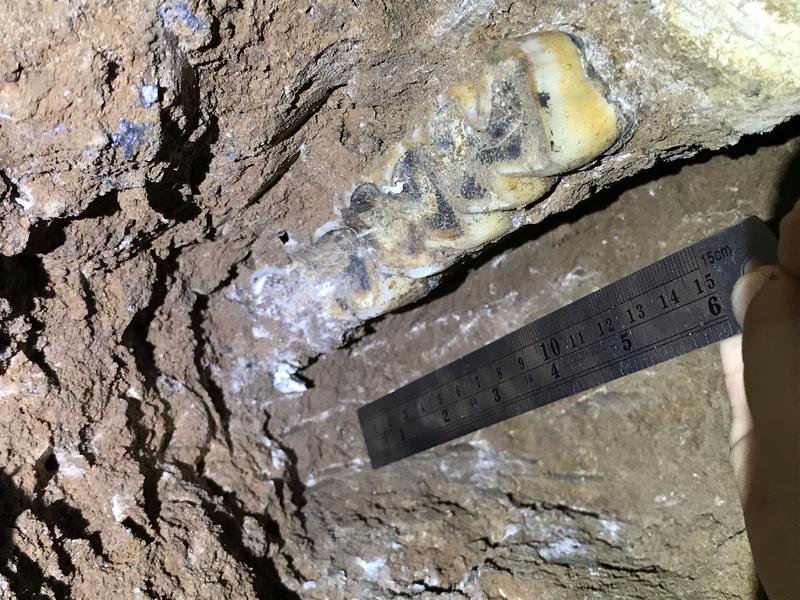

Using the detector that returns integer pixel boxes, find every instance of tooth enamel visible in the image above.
[309,31,620,318]
[514,32,620,174]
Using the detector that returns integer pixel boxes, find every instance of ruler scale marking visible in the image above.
[368,263,706,433]
[369,312,730,452]
[359,218,778,468]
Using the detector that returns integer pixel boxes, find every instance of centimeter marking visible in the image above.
[358,217,778,469]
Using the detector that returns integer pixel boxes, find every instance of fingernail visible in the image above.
[742,258,763,275]
[731,265,781,327]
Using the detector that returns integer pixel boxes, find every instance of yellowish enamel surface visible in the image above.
[447,80,480,122]
[352,274,428,319]
[488,174,555,210]
[425,211,511,251]
[327,30,621,318]
[364,143,407,186]
[517,32,619,174]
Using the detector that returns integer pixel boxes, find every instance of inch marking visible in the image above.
[382,263,698,421]
[365,267,708,434]
[359,218,778,468]
[370,313,729,452]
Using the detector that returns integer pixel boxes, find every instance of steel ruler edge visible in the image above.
[358,216,778,469]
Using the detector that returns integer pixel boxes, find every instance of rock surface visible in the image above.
[0,0,799,598]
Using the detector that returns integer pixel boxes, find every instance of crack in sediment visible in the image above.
[714,526,746,548]
[392,578,469,598]
[189,292,234,454]
[169,460,301,599]
[270,40,354,145]
[594,561,663,574]
[0,252,59,385]
[0,33,340,593]
[241,149,301,211]
[351,511,401,536]
[120,246,183,532]
[78,270,98,339]
[262,416,308,535]
[506,492,609,521]
[123,389,163,535]
[1,464,115,599]
[185,249,253,474]
[0,479,72,600]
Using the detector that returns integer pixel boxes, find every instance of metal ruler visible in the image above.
[358,217,778,468]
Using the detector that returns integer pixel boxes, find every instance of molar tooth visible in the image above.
[424,192,461,240]
[452,169,555,214]
[444,81,477,121]
[324,31,620,319]
[341,185,436,276]
[481,173,555,212]
[428,102,479,160]
[344,253,376,310]
[445,211,510,248]
[365,142,408,187]
[410,125,432,145]
[311,220,345,242]
[513,31,619,173]
[342,183,382,233]
[298,227,423,319]
[425,211,511,252]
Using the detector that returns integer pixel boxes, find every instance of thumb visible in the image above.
[719,267,778,495]
[735,266,800,600]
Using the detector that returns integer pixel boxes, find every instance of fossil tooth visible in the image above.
[330,31,620,316]
[508,31,620,174]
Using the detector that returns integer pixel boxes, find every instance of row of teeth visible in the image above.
[293,31,621,322]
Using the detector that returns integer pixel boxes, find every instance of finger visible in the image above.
[778,200,800,276]
[722,267,773,500]
[719,335,751,498]
[730,266,779,328]
[740,269,800,600]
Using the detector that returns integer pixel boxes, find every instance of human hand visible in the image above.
[719,202,800,599]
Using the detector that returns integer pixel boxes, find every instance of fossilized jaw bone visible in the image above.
[272,30,622,350]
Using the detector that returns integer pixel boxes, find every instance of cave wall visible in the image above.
[0,1,799,598]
